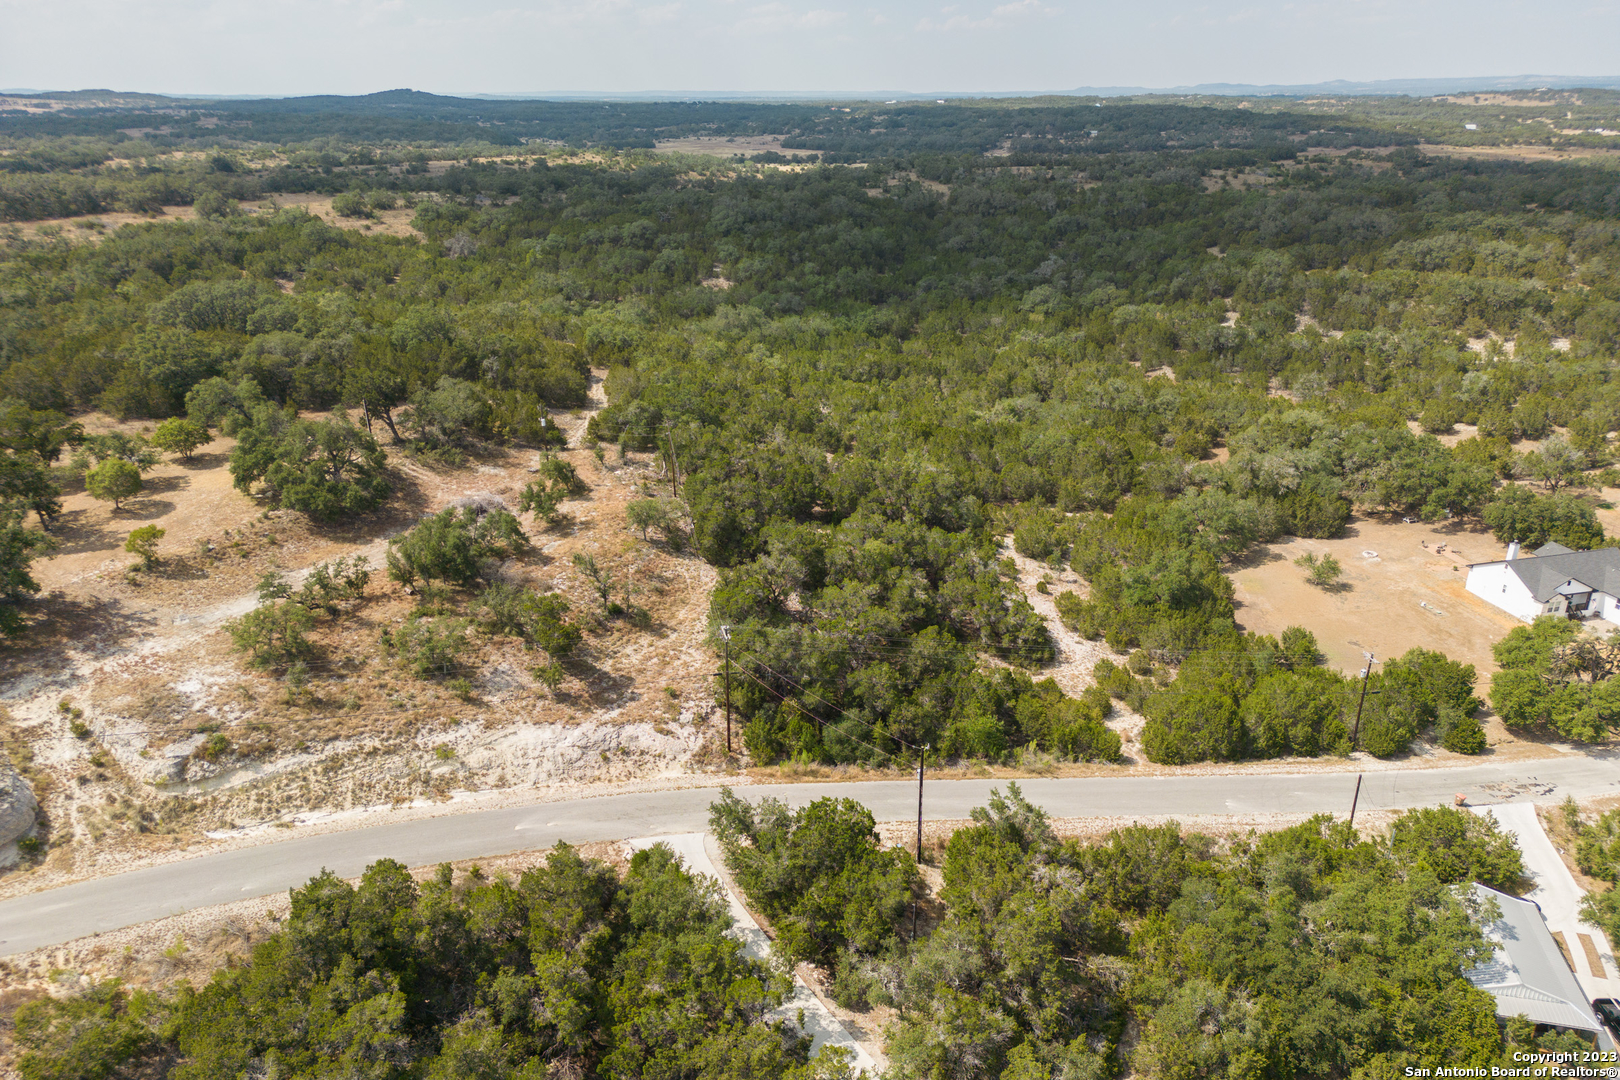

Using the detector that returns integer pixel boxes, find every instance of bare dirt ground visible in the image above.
[1226,514,1586,760]
[0,374,739,897]
[1419,143,1620,163]
[6,195,423,245]
[653,135,809,157]
[1229,514,1521,681]
[248,193,423,239]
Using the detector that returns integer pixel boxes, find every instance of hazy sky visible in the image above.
[2,0,1618,96]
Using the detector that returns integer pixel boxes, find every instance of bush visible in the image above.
[1440,713,1487,754]
[1293,551,1342,588]
[14,981,154,1080]
[150,417,209,461]
[472,583,582,657]
[709,788,918,966]
[85,458,142,510]
[626,497,687,544]
[386,616,470,677]
[386,507,530,589]
[226,601,315,669]
[330,191,375,219]
[258,556,370,614]
[123,525,164,570]
[1576,809,1620,880]
[1141,690,1244,765]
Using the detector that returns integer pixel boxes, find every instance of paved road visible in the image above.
[5,756,1620,956]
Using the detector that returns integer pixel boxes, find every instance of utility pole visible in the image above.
[1351,652,1376,748]
[720,625,732,755]
[1348,773,1363,826]
[916,743,926,864]
[911,743,927,940]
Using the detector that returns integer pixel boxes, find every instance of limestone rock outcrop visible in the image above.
[0,758,38,851]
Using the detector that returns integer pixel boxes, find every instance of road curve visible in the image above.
[5,756,1620,956]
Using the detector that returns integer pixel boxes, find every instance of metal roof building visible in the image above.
[1465,884,1613,1045]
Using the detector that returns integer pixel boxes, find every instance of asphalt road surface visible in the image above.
[5,755,1619,956]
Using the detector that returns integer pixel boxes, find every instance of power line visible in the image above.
[734,647,917,753]
[730,665,905,765]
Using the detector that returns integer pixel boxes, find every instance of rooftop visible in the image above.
[1465,884,1606,1036]
[1475,544,1620,603]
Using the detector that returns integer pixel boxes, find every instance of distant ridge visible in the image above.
[1092,75,1620,97]
[7,75,1620,103]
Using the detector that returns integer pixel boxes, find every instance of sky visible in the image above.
[1,0,1618,97]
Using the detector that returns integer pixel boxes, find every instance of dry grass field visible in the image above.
[1229,514,1522,682]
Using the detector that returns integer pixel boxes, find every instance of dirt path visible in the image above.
[562,368,608,449]
[999,539,1150,746]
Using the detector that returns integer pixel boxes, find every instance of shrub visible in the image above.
[626,497,687,543]
[709,789,918,966]
[472,583,582,657]
[226,601,315,669]
[387,507,530,590]
[198,732,232,761]
[331,191,375,218]
[1576,809,1620,880]
[1440,714,1487,754]
[1141,690,1243,765]
[1054,590,1104,638]
[85,458,143,510]
[123,525,165,570]
[571,552,616,613]
[150,417,209,461]
[13,982,153,1080]
[386,616,470,677]
[1293,551,1342,588]
[258,556,370,615]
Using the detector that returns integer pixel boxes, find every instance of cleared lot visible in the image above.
[1228,515,1526,684]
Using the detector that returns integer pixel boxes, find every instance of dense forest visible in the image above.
[12,787,1579,1079]
[4,95,1620,769]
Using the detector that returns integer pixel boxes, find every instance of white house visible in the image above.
[1466,542,1620,625]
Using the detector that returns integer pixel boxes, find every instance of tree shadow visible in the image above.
[1229,547,1286,570]
[142,474,190,497]
[178,451,231,470]
[0,594,158,670]
[40,507,119,557]
[565,657,637,707]
[116,499,177,523]
[148,556,211,583]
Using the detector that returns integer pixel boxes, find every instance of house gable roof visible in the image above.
[1504,547,1620,603]
[1465,884,1605,1035]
